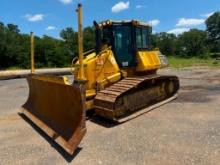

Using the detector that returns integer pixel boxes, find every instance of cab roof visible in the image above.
[98,20,152,28]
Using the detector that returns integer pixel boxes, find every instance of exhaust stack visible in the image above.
[30,32,35,74]
[76,4,85,80]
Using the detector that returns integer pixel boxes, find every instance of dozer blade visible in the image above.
[20,75,86,155]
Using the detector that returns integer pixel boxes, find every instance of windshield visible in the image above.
[135,27,150,49]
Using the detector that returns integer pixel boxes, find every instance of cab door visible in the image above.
[113,25,135,68]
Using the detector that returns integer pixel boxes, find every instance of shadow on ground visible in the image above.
[88,115,119,128]
[18,113,81,163]
[88,103,167,128]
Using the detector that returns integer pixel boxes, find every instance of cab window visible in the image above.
[135,27,150,49]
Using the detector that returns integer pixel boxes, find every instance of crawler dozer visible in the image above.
[20,4,179,155]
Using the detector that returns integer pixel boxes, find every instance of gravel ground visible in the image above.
[0,67,220,165]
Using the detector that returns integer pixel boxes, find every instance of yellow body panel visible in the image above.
[74,48,121,92]
[74,48,167,102]
[136,51,161,72]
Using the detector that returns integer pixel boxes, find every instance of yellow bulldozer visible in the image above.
[20,4,179,155]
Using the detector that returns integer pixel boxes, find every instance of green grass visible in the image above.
[168,57,220,68]
[6,66,23,70]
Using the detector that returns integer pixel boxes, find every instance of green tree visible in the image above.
[1,23,21,68]
[178,29,208,57]
[16,34,30,68]
[205,11,220,52]
[60,26,95,56]
[0,22,74,69]
[7,24,20,33]
[152,32,177,56]
[0,22,6,68]
[35,35,70,68]
[60,27,77,57]
[83,26,95,51]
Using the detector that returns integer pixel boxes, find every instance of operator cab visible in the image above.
[94,20,152,68]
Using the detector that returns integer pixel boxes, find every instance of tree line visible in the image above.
[152,12,220,57]
[0,24,95,69]
[0,12,219,69]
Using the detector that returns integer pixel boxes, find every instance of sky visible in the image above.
[0,0,219,38]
